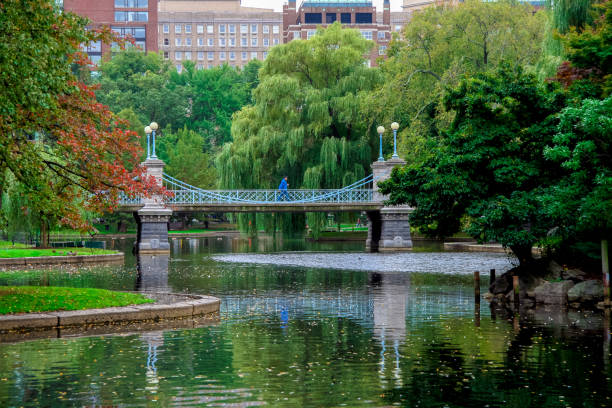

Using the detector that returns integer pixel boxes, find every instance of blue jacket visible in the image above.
[278,179,288,190]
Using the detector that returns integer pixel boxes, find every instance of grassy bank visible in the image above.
[0,286,153,315]
[0,241,117,258]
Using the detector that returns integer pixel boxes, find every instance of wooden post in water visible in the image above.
[603,240,610,307]
[513,275,520,307]
[490,269,496,285]
[474,271,481,327]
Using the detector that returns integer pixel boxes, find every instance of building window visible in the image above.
[378,31,386,40]
[361,31,372,40]
[185,25,191,34]
[219,51,226,60]
[163,51,169,59]
[185,51,192,60]
[176,63,182,73]
[230,51,236,60]
[307,30,315,40]
[379,45,387,55]
[208,38,214,46]
[219,38,226,47]
[395,25,402,32]
[114,0,148,8]
[175,25,181,34]
[207,24,213,34]
[251,37,257,46]
[241,51,247,60]
[356,13,372,24]
[197,51,204,60]
[326,13,337,24]
[305,13,322,24]
[263,25,269,34]
[241,37,247,47]
[198,37,204,46]
[251,24,258,33]
[273,25,279,34]
[229,24,236,34]
[197,24,204,34]
[175,38,181,46]
[196,63,203,70]
[263,38,269,47]
[187,37,193,46]
[293,31,300,40]
[219,24,226,34]
[340,13,351,24]
[175,51,182,60]
[114,11,148,22]
[273,38,279,45]
[241,24,248,34]
[251,51,257,59]
[207,52,214,60]
[163,24,169,34]
[163,38,169,46]
[263,51,268,59]
[230,37,236,47]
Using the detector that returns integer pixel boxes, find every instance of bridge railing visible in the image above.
[118,173,376,205]
[165,188,374,204]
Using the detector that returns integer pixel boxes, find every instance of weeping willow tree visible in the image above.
[539,0,598,78]
[217,22,383,237]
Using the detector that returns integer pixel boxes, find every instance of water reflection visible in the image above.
[135,254,169,292]
[1,237,611,407]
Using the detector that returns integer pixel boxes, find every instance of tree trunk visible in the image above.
[510,244,534,271]
[40,218,49,248]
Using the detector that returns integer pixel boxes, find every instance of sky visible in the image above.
[241,1,404,12]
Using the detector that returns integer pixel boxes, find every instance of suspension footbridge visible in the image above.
[119,173,382,212]
[124,157,412,254]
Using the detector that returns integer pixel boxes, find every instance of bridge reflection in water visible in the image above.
[134,252,472,381]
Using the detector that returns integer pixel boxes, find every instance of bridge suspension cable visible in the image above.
[160,173,376,204]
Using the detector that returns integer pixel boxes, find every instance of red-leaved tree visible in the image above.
[0,0,162,246]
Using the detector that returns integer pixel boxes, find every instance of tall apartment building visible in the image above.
[158,0,282,71]
[63,0,158,63]
[282,0,407,66]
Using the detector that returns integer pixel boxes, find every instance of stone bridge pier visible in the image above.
[134,158,172,254]
[365,158,413,252]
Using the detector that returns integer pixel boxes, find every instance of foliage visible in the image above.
[542,96,612,239]
[0,286,153,314]
[96,49,189,131]
[158,127,217,188]
[217,23,382,235]
[556,0,612,97]
[379,65,566,265]
[0,0,159,246]
[369,0,547,164]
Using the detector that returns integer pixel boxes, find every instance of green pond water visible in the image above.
[0,236,610,407]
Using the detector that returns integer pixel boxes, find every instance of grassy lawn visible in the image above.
[0,286,153,315]
[168,228,229,234]
[0,242,117,258]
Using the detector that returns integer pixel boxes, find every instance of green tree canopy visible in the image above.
[379,65,567,265]
[368,0,547,164]
[216,22,383,234]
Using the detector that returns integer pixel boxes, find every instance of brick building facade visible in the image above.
[63,0,158,63]
[158,0,282,71]
[283,0,408,66]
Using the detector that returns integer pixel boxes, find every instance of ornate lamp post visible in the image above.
[144,125,152,159]
[391,122,399,159]
[150,121,159,159]
[377,125,385,162]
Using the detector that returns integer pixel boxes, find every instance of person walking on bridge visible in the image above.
[278,176,290,201]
